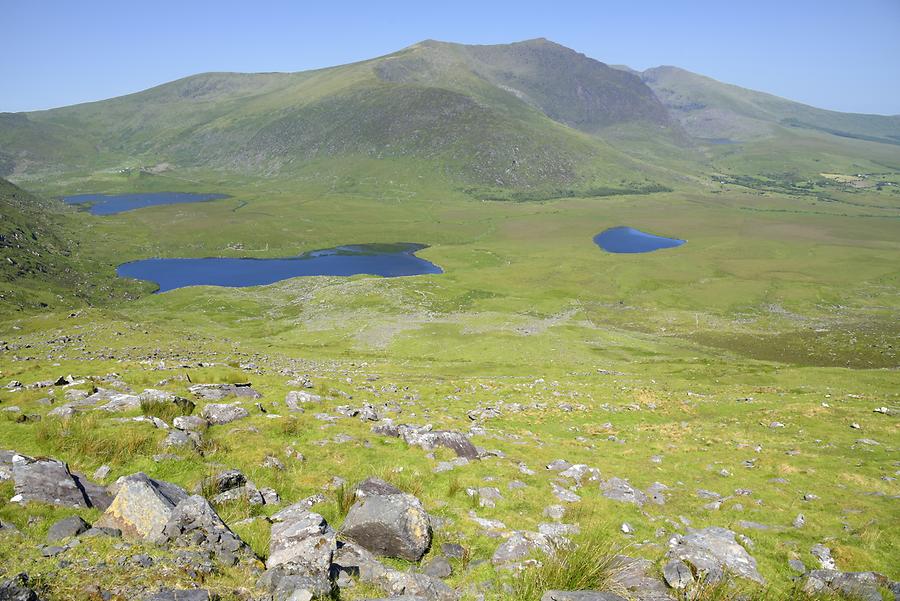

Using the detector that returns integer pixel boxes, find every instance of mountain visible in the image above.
[640,65,900,145]
[1,39,898,197]
[0,39,682,199]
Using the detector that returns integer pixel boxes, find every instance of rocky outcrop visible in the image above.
[190,383,261,401]
[372,422,478,459]
[10,454,91,508]
[261,508,336,599]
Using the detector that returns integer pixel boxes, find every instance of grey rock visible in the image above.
[285,390,321,410]
[200,469,246,494]
[668,526,764,584]
[811,543,836,569]
[200,402,249,425]
[354,477,403,498]
[95,393,141,412]
[267,509,335,574]
[792,513,805,528]
[95,473,188,542]
[340,493,432,561]
[662,559,693,589]
[788,559,807,573]
[375,423,478,459]
[600,477,647,507]
[93,465,111,481]
[491,531,552,567]
[190,383,261,401]
[422,556,452,579]
[160,495,251,564]
[173,415,207,432]
[46,516,90,542]
[161,429,196,450]
[10,454,89,508]
[0,573,43,601]
[440,543,466,559]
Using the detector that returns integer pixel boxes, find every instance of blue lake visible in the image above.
[64,192,229,215]
[594,227,685,253]
[118,243,443,293]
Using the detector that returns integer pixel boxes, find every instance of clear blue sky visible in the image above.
[3,0,899,114]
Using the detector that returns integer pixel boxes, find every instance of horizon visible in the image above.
[3,0,900,116]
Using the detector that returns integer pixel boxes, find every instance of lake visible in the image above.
[64,192,229,215]
[594,226,685,253]
[118,243,443,293]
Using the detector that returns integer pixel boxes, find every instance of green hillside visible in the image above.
[642,65,900,145]
[0,40,684,199]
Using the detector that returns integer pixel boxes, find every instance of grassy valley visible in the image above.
[0,38,898,601]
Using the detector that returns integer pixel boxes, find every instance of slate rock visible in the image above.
[200,403,249,425]
[200,469,247,494]
[440,542,466,559]
[46,516,90,542]
[190,383,261,401]
[0,573,43,601]
[354,477,403,498]
[340,493,432,561]
[266,509,335,576]
[422,556,452,579]
[10,454,89,508]
[662,559,693,589]
[95,473,188,542]
[160,495,251,564]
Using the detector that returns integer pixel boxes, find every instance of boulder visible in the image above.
[668,526,764,584]
[159,495,251,565]
[199,469,246,494]
[340,493,432,561]
[200,403,249,425]
[285,390,322,410]
[46,516,90,542]
[10,454,89,508]
[422,556,452,579]
[266,511,337,588]
[95,473,188,542]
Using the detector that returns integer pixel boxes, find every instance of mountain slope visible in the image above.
[642,65,900,145]
[0,40,684,197]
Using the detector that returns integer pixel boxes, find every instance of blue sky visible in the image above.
[3,0,899,114]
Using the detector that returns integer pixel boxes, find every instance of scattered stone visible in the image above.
[46,516,90,542]
[200,403,249,425]
[93,465,111,481]
[190,383,261,401]
[0,573,43,601]
[173,415,207,432]
[160,495,252,565]
[811,543,836,570]
[423,556,452,579]
[141,589,215,601]
[491,531,552,568]
[600,477,647,507]
[440,542,466,559]
[789,559,807,573]
[354,477,403,498]
[793,513,805,528]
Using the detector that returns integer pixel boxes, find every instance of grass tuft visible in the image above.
[507,525,625,601]
[35,414,157,465]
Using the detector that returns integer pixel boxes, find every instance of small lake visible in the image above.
[118,243,443,293]
[64,192,229,215]
[594,227,685,253]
